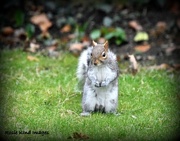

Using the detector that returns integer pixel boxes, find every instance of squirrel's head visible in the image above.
[91,40,108,66]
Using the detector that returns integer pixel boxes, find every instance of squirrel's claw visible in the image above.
[94,81,101,87]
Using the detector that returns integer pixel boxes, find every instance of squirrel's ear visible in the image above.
[103,41,108,51]
[92,40,97,47]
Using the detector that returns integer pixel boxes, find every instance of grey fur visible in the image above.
[77,45,119,116]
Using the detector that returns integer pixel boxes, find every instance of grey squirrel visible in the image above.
[77,40,119,116]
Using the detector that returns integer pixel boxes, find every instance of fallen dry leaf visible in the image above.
[128,54,138,75]
[47,45,59,58]
[156,21,167,35]
[148,63,172,71]
[47,45,57,51]
[60,24,71,33]
[30,13,50,24]
[149,63,180,72]
[27,55,39,61]
[1,26,14,36]
[129,20,143,31]
[81,35,91,47]
[26,42,40,53]
[134,44,151,53]
[30,13,52,33]
[81,35,90,42]
[68,132,89,140]
[39,22,52,33]
[134,31,149,42]
[69,43,85,56]
[40,31,51,39]
[150,21,167,37]
[69,43,84,51]
[158,63,170,69]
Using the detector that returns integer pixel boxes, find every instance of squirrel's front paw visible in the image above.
[101,80,110,87]
[94,81,101,87]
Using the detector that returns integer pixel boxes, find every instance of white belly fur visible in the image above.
[83,65,118,113]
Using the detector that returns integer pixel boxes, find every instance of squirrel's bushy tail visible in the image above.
[76,47,92,90]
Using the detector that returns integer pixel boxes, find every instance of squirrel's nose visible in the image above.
[94,62,97,66]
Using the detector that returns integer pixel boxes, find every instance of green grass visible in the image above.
[0,49,180,141]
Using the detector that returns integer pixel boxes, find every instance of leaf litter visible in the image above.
[0,1,179,72]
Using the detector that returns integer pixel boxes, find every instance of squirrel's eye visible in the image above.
[90,53,92,57]
[102,52,106,58]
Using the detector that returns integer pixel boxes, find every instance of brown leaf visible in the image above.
[27,55,39,61]
[40,31,51,39]
[81,35,90,42]
[68,132,89,140]
[128,54,138,75]
[1,26,14,36]
[60,24,71,33]
[27,42,40,53]
[30,13,49,24]
[158,63,171,69]
[30,13,52,32]
[156,21,167,35]
[69,43,84,52]
[149,63,180,72]
[69,43,85,56]
[129,20,143,31]
[39,22,52,33]
[150,21,167,37]
[148,63,172,70]
[134,44,151,53]
[47,45,60,58]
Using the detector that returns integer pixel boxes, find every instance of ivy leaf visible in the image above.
[115,39,123,45]
[14,9,24,27]
[105,32,115,39]
[104,27,126,45]
[25,24,35,39]
[134,31,149,42]
[115,27,126,40]
[90,29,101,40]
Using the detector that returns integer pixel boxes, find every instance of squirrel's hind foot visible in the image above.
[80,112,91,116]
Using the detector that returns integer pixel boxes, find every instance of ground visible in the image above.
[0,49,180,141]
[0,0,180,66]
[0,1,180,141]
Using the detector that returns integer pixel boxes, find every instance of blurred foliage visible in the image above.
[134,31,149,42]
[0,0,176,48]
[90,27,126,45]
[25,24,35,39]
[74,23,89,41]
[14,9,25,27]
